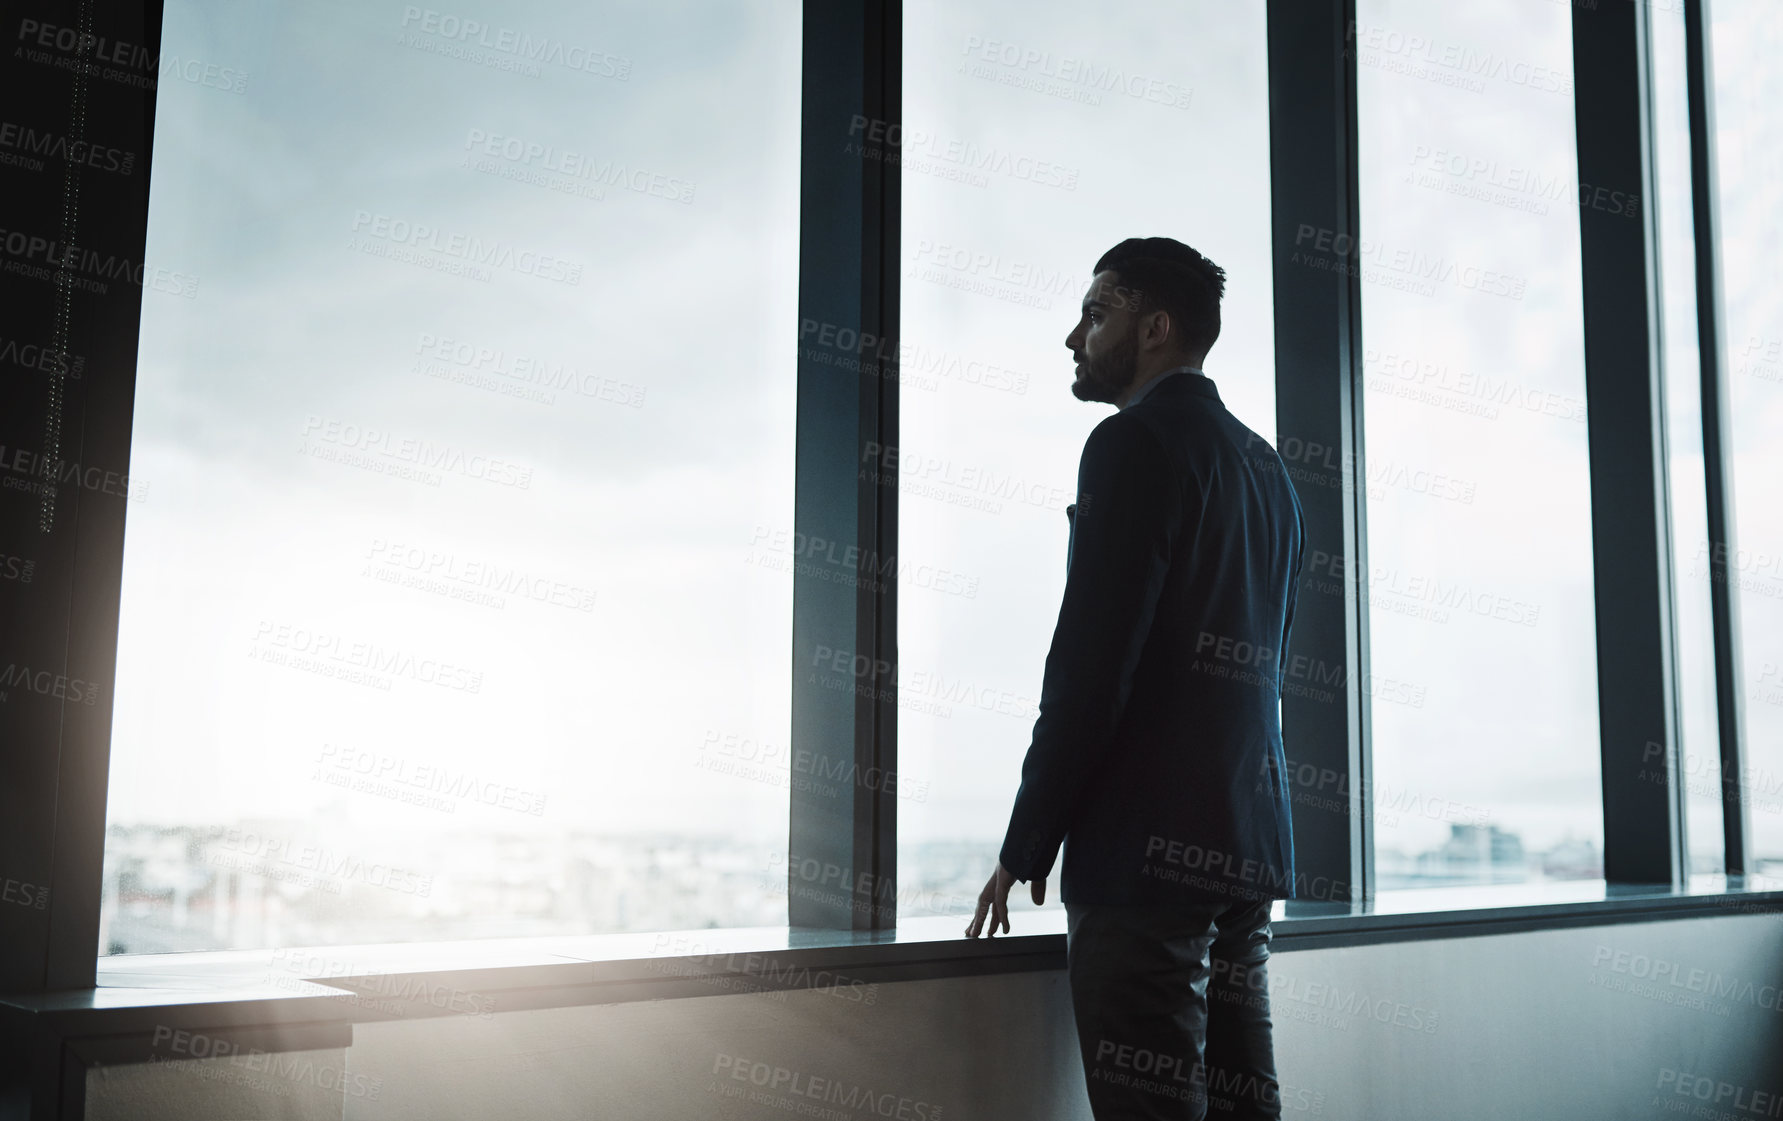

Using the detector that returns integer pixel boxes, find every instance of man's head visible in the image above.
[1065,237,1226,405]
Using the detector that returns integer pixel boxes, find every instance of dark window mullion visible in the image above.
[1574,0,1687,887]
[1267,0,1373,912]
[790,0,901,930]
[1683,0,1751,877]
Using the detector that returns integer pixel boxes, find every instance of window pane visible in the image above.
[1354,0,1603,888]
[897,0,1275,913]
[102,0,801,954]
[1713,0,1783,876]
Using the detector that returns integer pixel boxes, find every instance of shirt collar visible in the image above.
[1120,365,1205,410]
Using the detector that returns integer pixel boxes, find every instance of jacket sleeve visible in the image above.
[998,414,1181,882]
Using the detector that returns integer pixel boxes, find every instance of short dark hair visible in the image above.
[1093,237,1226,357]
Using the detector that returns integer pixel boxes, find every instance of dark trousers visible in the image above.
[1065,899,1280,1121]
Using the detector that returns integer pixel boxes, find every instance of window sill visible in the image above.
[5,876,1780,1060]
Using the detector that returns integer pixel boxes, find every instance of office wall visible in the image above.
[88,912,1783,1121]
[85,1047,350,1121]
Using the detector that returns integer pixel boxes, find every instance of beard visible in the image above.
[1071,326,1138,404]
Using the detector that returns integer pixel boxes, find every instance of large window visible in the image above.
[102,0,801,953]
[1354,0,1603,887]
[1714,0,1783,875]
[896,0,1276,912]
[56,0,1770,970]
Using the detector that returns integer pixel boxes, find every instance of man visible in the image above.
[963,237,1305,1121]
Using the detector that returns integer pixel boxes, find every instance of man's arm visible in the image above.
[997,415,1182,883]
[1281,495,1306,670]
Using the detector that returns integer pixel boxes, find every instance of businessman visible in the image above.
[964,237,1305,1120]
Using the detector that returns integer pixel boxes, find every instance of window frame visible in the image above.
[1682,0,1751,874]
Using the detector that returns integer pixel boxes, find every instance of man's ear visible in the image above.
[1142,309,1173,352]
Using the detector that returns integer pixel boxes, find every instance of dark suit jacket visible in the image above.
[998,369,1306,906]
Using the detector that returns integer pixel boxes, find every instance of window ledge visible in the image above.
[5,877,1780,1060]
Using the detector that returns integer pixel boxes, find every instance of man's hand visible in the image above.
[964,861,1045,938]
